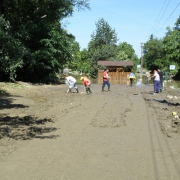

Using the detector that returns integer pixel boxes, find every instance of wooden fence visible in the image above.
[98,71,131,85]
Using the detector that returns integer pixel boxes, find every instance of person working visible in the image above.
[65,76,79,93]
[102,69,111,91]
[152,70,160,93]
[158,69,164,91]
[128,72,136,87]
[80,76,92,95]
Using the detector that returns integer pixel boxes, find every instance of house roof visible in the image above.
[97,61,134,67]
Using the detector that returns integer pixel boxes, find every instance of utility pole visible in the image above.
[140,43,144,79]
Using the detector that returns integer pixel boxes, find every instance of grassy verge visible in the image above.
[0,82,26,94]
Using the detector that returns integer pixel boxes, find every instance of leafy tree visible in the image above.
[23,27,75,82]
[143,35,166,71]
[88,18,118,71]
[130,54,139,72]
[0,0,90,82]
[116,42,135,60]
[0,15,27,81]
[139,16,180,79]
[67,46,92,74]
[163,21,180,65]
[90,18,118,48]
[89,44,117,61]
[162,17,180,79]
[79,49,92,74]
[66,41,81,70]
[115,51,128,60]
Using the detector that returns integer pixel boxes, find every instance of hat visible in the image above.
[80,77,84,80]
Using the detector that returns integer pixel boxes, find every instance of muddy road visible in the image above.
[0,82,180,180]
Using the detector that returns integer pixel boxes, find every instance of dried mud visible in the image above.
[0,82,180,180]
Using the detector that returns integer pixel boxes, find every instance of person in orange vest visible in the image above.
[80,76,92,95]
[102,69,110,91]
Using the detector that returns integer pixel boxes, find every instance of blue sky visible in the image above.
[63,0,180,58]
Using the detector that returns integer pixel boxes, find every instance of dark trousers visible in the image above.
[102,81,110,90]
[154,80,160,93]
[160,80,163,89]
[130,78,134,86]
[85,86,92,94]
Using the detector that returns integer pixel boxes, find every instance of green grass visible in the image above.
[0,82,26,94]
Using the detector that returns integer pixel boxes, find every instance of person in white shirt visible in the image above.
[152,70,160,93]
[65,76,79,93]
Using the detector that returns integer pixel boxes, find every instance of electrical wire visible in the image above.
[146,0,167,39]
[155,0,172,30]
[146,0,180,41]
[155,2,180,35]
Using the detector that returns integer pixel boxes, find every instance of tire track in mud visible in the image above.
[143,93,167,179]
[143,91,180,179]
[143,89,180,137]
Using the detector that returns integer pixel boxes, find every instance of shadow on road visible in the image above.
[0,90,29,110]
[0,115,59,140]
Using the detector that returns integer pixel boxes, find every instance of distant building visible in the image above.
[98,61,134,84]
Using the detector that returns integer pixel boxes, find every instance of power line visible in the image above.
[146,0,167,39]
[155,0,172,29]
[146,0,180,41]
[155,2,180,35]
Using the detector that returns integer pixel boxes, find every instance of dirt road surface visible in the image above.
[0,82,180,180]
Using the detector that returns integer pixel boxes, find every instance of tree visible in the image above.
[88,18,118,71]
[79,49,92,74]
[90,18,118,48]
[143,35,166,71]
[141,16,180,79]
[115,42,135,60]
[0,15,27,81]
[0,0,90,82]
[66,41,81,70]
[163,17,180,78]
[163,21,180,65]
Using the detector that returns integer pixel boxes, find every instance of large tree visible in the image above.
[163,17,180,65]
[0,15,27,81]
[143,35,167,71]
[90,18,118,48]
[0,0,90,82]
[162,17,180,77]
[88,18,118,71]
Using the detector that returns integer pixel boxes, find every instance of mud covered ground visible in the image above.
[0,82,180,180]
